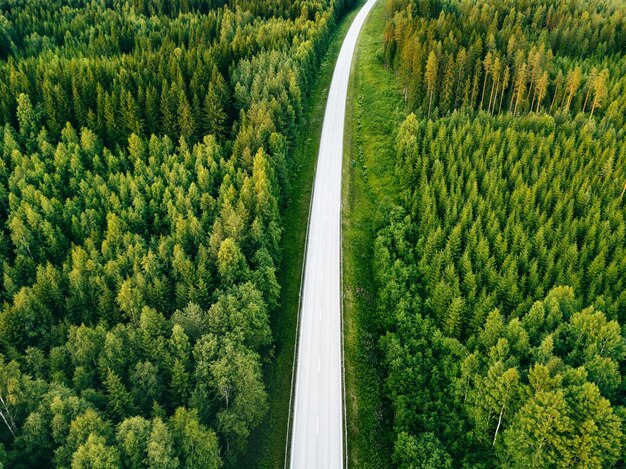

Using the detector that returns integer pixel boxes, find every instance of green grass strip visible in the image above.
[342,1,408,467]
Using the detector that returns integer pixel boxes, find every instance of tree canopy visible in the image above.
[373,0,626,465]
[0,0,357,466]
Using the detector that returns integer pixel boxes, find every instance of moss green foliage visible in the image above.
[367,0,626,466]
[0,0,357,466]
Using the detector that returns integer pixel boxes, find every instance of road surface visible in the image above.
[289,1,378,467]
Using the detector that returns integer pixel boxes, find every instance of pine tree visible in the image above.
[470,61,482,110]
[121,88,143,137]
[144,85,159,136]
[72,81,87,128]
[589,69,609,119]
[499,66,510,113]
[104,91,119,146]
[488,55,501,114]
[444,297,464,338]
[425,50,439,118]
[42,78,61,137]
[203,83,227,140]
[513,63,528,115]
[550,69,564,111]
[105,369,135,421]
[563,67,582,113]
[582,67,598,113]
[454,48,468,109]
[16,93,37,140]
[441,54,455,113]
[160,82,178,138]
[481,52,493,110]
[178,89,196,143]
[535,71,549,112]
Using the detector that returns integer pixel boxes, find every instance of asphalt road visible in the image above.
[289,1,378,467]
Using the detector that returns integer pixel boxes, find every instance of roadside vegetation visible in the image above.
[342,1,406,466]
[243,2,366,466]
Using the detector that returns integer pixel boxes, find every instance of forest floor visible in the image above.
[342,1,407,467]
[242,2,365,467]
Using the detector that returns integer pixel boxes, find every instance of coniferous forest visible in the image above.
[0,0,356,466]
[375,0,626,466]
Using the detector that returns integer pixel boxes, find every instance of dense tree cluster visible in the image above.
[376,113,626,465]
[383,0,626,125]
[381,285,625,467]
[386,114,626,332]
[373,0,626,466]
[0,0,355,466]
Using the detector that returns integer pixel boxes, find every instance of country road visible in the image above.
[289,1,378,467]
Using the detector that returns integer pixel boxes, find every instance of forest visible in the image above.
[374,0,626,466]
[0,0,355,466]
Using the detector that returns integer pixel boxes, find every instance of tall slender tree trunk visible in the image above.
[0,410,15,437]
[590,99,597,119]
[491,81,500,114]
[514,88,522,116]
[428,90,434,118]
[566,89,574,113]
[480,74,488,110]
[509,88,515,113]
[550,84,559,111]
[0,397,16,437]
[488,79,497,114]
[493,405,505,446]
[560,87,568,110]
[583,87,591,113]
[499,85,506,113]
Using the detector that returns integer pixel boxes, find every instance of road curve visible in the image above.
[289,1,378,467]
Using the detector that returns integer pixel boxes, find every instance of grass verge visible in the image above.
[242,2,366,467]
[342,1,407,467]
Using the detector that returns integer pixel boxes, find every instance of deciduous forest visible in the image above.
[375,0,626,466]
[0,0,355,466]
